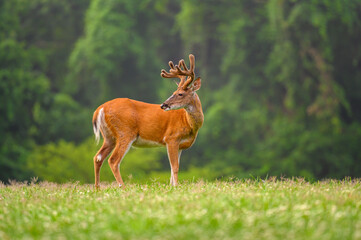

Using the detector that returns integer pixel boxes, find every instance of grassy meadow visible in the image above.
[0,179,360,240]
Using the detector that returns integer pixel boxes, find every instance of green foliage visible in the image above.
[27,138,166,183]
[67,0,173,106]
[34,93,91,144]
[0,3,50,180]
[1,180,361,239]
[258,120,361,179]
[0,0,89,181]
[179,0,361,179]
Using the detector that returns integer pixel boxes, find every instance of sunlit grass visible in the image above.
[0,178,360,240]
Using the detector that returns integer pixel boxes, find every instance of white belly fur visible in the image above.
[132,136,164,148]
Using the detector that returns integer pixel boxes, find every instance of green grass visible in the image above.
[0,179,360,240]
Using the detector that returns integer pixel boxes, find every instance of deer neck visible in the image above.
[184,93,203,132]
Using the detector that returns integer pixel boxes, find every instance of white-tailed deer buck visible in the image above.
[92,54,203,188]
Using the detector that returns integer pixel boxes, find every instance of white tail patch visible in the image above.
[94,108,105,144]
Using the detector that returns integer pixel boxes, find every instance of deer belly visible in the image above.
[132,136,164,148]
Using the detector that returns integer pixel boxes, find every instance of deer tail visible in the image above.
[92,107,104,144]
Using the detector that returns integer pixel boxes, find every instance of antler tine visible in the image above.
[161,60,177,78]
[161,69,174,78]
[175,64,183,73]
[182,54,195,89]
[189,54,195,71]
[180,59,188,72]
[178,60,183,69]
[169,61,175,70]
[175,62,186,86]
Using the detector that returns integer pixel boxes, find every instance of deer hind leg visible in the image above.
[94,139,115,188]
[108,137,135,188]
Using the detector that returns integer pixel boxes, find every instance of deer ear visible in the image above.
[192,77,201,91]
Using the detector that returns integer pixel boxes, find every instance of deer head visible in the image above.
[160,54,201,111]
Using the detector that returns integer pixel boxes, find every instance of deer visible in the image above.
[92,54,203,188]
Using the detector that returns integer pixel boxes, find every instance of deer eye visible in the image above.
[178,93,183,96]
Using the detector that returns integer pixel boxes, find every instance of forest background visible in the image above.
[1,0,361,183]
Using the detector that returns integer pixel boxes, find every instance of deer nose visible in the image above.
[160,103,169,110]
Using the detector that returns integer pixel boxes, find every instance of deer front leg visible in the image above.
[167,142,180,186]
[170,151,182,185]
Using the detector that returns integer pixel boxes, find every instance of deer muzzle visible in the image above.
[160,103,170,110]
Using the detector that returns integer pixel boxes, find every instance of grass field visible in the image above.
[0,178,360,240]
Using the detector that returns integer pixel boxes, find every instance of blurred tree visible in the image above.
[260,0,361,178]
[0,38,49,180]
[67,0,179,107]
[178,0,361,179]
[0,1,49,180]
[0,0,89,181]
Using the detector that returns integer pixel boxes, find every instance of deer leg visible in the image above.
[108,138,135,188]
[170,150,182,185]
[94,140,115,188]
[167,143,180,186]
